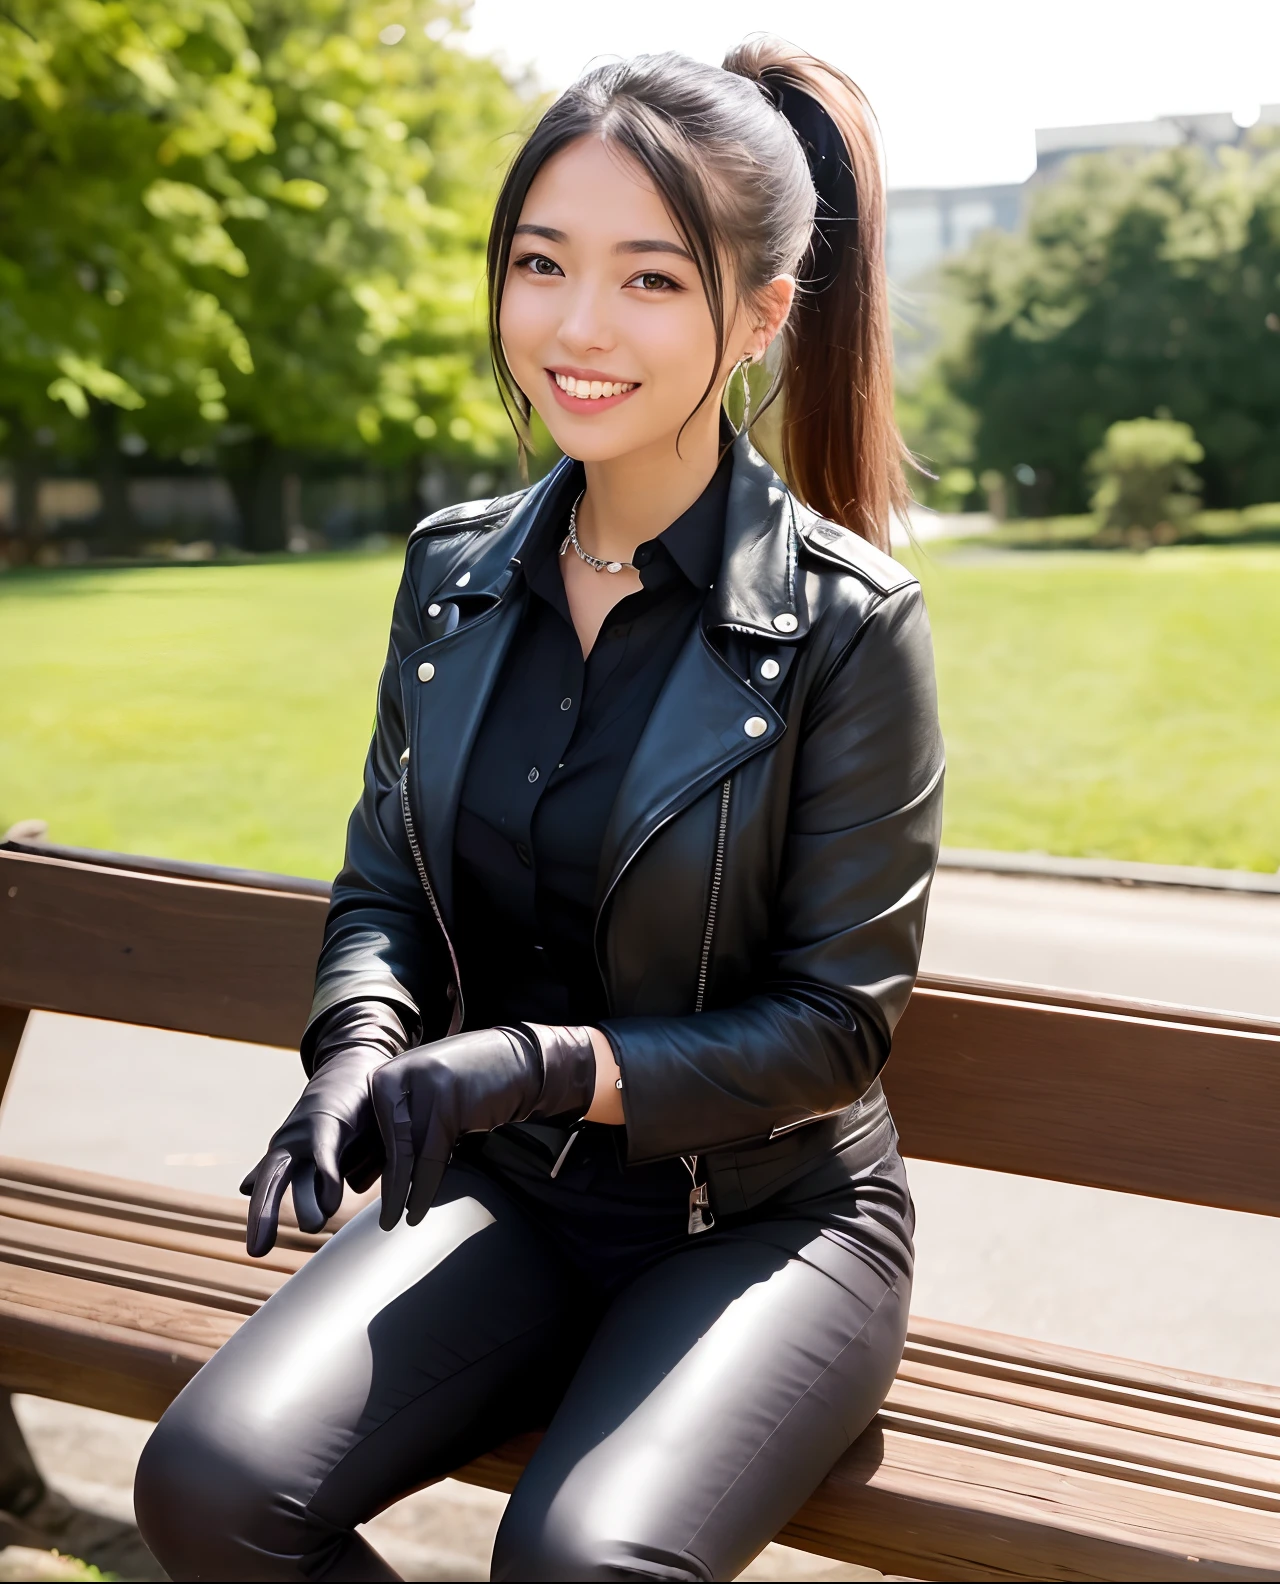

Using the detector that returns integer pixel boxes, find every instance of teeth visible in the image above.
[555,373,636,400]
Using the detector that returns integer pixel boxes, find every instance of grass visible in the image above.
[908,543,1280,873]
[2,543,1278,878]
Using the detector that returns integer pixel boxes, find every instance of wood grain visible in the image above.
[0,850,326,1047]
[886,987,1280,1215]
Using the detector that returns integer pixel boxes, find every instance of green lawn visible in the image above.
[2,544,1277,878]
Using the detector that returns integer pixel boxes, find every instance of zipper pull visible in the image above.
[682,1154,716,1235]
[687,1181,715,1235]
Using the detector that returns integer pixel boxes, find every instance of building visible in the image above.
[886,105,1280,290]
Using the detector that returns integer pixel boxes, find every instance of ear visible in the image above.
[746,274,796,361]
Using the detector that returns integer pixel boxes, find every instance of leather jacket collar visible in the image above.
[402,433,795,947]
[439,431,810,645]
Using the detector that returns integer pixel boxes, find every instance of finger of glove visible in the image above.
[404,1107,456,1227]
[311,1115,347,1222]
[373,1081,416,1231]
[245,1150,293,1258]
[290,1161,328,1234]
[405,1151,450,1227]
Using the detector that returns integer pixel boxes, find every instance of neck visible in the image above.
[575,405,725,562]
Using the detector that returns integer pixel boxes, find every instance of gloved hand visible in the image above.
[240,1000,411,1257]
[372,1023,598,1230]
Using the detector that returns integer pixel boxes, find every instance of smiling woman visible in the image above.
[133,38,942,1584]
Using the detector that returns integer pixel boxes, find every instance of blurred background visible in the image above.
[1,0,1277,878]
[1,3,1279,1578]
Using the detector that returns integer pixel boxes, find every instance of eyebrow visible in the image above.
[513,224,693,263]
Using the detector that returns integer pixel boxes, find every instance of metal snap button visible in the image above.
[759,658,781,681]
[417,662,436,682]
[560,697,572,711]
[399,747,410,768]
[772,612,797,633]
[456,570,471,587]
[744,716,768,738]
[427,602,441,617]
[528,767,539,783]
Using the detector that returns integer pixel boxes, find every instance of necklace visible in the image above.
[559,490,635,574]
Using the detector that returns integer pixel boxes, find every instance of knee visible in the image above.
[492,1502,709,1583]
[134,1400,302,1581]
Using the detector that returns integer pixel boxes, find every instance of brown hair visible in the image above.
[486,37,908,550]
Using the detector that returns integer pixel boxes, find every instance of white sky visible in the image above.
[460,0,1280,190]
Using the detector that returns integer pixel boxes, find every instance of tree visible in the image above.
[0,1,533,553]
[205,1,532,548]
[1088,417,1203,545]
[0,0,270,546]
[933,136,1280,514]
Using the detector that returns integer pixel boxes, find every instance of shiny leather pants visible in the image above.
[134,1154,912,1582]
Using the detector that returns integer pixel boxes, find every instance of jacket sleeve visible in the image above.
[301,537,452,1066]
[602,582,945,1163]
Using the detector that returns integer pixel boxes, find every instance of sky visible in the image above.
[460,0,1280,190]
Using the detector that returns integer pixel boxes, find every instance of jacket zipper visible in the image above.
[694,777,732,1015]
[400,772,464,1036]
[682,775,732,1234]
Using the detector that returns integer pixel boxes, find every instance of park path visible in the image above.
[1,864,1277,1579]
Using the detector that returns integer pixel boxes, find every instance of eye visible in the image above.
[626,270,681,293]
[513,252,563,278]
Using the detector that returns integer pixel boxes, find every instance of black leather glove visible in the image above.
[240,1000,410,1257]
[372,1022,598,1230]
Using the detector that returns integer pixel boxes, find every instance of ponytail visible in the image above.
[724,40,908,550]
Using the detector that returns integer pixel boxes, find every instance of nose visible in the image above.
[556,276,616,357]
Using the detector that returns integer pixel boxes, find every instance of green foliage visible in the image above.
[0,1,534,544]
[895,366,978,510]
[1088,417,1204,543]
[936,136,1280,513]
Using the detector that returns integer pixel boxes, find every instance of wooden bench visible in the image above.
[2,838,1279,1581]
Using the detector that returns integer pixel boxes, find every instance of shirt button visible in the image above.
[528,767,539,783]
[515,842,531,867]
[744,716,768,738]
[560,697,572,711]
[417,661,435,682]
[759,657,781,681]
[772,612,798,633]
[635,546,652,566]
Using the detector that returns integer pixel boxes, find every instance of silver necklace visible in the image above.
[559,490,635,574]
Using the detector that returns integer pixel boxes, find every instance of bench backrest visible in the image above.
[2,843,1278,1217]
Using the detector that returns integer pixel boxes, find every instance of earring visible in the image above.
[737,356,753,433]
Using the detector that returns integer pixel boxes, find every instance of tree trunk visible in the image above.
[2,415,43,560]
[90,401,135,552]
[226,436,288,554]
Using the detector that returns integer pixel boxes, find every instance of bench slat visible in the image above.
[0,1166,1277,1580]
[5,848,1280,1211]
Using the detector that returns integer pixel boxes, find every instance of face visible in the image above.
[499,135,790,464]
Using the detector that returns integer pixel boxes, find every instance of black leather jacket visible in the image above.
[306,434,945,1216]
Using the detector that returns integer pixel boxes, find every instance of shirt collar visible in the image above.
[523,447,731,610]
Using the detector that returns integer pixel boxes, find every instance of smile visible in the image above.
[549,370,639,403]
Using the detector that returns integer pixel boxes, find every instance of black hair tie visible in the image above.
[762,71,859,291]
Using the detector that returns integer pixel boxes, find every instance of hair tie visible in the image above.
[761,71,858,291]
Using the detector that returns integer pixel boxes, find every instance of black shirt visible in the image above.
[454,452,731,1032]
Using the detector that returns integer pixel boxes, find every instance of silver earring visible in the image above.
[737,357,752,433]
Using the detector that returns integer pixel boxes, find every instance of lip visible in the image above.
[545,368,640,414]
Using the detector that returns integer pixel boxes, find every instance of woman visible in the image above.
[135,37,943,1583]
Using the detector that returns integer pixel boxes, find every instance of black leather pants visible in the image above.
[134,1145,913,1582]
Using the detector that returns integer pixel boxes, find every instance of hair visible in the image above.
[485,37,908,550]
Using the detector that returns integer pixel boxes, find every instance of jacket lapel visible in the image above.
[594,435,801,908]
[402,459,577,929]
